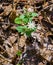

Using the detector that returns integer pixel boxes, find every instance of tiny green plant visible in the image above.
[14,11,38,37]
[16,63,20,65]
[16,50,22,56]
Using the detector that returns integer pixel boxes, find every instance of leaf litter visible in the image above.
[0,0,53,65]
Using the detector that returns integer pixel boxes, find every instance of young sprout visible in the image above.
[14,10,38,37]
[16,50,22,56]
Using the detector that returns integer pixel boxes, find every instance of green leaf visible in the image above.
[16,63,20,65]
[16,26,24,33]
[29,17,33,21]
[26,12,31,16]
[20,14,25,19]
[25,31,31,36]
[16,25,37,36]
[22,18,29,24]
[25,26,37,36]
[16,26,27,34]
[31,12,38,17]
[33,27,37,31]
[25,28,34,36]
[16,50,22,56]
[14,17,23,24]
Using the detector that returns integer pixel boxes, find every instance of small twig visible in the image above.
[0,54,11,62]
[38,4,53,14]
[0,45,6,53]
[47,17,53,25]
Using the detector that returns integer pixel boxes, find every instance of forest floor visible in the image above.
[0,0,53,65]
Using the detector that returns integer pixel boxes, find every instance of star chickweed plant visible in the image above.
[14,10,38,37]
[27,21,36,29]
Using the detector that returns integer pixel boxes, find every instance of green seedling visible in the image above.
[16,50,22,56]
[14,11,38,37]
